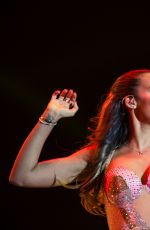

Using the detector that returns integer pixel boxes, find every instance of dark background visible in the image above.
[1,2,150,230]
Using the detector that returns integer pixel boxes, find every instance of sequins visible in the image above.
[107,175,129,205]
[104,167,150,230]
[120,208,136,229]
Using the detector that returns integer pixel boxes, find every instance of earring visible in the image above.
[121,98,125,105]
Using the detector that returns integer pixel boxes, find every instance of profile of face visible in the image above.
[132,73,150,123]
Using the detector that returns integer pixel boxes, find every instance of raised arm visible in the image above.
[9,89,95,188]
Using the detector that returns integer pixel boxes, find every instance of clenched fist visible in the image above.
[42,89,79,122]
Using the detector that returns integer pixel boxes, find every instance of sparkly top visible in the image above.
[104,166,150,230]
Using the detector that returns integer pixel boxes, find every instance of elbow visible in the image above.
[9,174,26,187]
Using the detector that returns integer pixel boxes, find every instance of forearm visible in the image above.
[9,113,59,183]
[9,89,79,187]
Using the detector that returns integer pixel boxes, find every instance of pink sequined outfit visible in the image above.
[104,166,150,230]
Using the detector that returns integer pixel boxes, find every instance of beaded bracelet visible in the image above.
[39,115,57,126]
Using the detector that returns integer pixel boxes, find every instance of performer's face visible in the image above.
[134,72,150,123]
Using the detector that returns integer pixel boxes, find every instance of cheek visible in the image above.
[135,104,150,123]
[137,91,150,107]
[136,94,150,117]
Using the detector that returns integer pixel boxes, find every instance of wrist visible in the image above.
[39,115,57,126]
[39,109,60,126]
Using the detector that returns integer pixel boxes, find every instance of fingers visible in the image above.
[70,101,79,112]
[59,89,68,101]
[51,90,61,99]
[57,89,77,102]
[58,89,74,101]
[52,89,78,109]
[70,92,77,102]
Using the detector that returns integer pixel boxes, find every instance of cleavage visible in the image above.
[141,165,150,187]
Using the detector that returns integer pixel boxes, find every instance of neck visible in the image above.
[127,120,150,154]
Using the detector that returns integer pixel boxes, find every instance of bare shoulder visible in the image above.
[108,147,129,168]
[106,146,134,172]
[107,146,150,175]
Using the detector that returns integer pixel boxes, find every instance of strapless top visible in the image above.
[104,166,150,230]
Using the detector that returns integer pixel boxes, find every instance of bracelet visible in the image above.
[39,115,57,126]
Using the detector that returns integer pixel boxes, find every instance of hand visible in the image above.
[44,89,79,121]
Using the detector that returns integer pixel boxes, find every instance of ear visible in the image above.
[122,95,137,109]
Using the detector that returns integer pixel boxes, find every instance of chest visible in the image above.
[104,166,150,207]
[110,155,150,184]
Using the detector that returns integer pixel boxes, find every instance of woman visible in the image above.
[9,69,150,230]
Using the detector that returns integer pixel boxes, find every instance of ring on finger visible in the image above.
[65,97,70,103]
[59,96,64,101]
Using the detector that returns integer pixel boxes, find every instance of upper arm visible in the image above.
[20,145,96,188]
